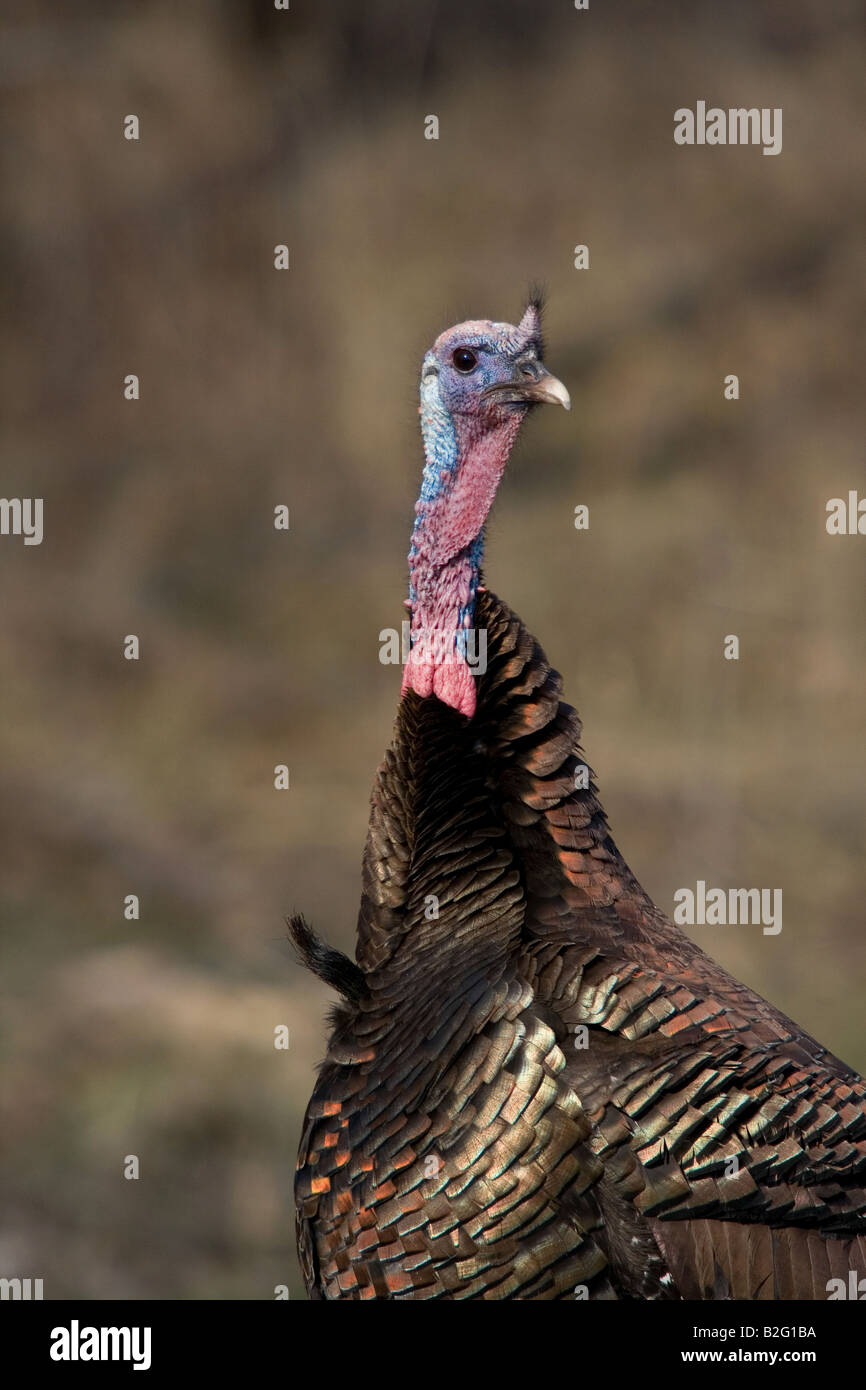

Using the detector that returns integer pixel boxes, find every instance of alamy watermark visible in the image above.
[0,497,43,545]
[674,103,782,157]
[50,1321,151,1371]
[0,1276,43,1299]
[826,491,866,535]
[674,880,782,935]
[379,621,488,674]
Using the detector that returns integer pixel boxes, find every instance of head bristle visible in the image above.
[527,283,546,317]
[522,285,546,357]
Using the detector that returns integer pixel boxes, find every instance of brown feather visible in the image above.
[294,589,866,1299]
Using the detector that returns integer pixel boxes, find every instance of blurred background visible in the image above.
[1,0,864,1299]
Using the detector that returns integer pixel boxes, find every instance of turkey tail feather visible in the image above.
[287,914,365,1003]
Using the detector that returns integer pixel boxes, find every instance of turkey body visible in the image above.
[294,589,866,1300]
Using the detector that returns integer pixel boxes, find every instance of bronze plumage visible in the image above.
[292,307,866,1300]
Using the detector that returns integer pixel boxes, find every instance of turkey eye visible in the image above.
[452,348,477,373]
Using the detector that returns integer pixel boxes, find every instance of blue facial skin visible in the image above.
[417,356,459,503]
[455,532,484,661]
[431,327,541,417]
[408,359,459,610]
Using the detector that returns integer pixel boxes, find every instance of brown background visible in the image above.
[1,0,864,1298]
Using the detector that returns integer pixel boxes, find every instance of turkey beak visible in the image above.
[482,359,571,410]
[523,365,571,409]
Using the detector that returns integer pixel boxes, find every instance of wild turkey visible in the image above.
[292,300,866,1300]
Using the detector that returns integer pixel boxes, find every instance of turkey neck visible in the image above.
[405,401,523,715]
